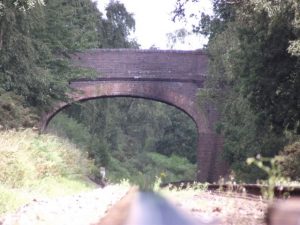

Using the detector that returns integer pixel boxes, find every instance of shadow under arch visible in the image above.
[43,94,205,137]
[40,80,210,134]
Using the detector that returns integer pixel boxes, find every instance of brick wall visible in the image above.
[70,49,208,79]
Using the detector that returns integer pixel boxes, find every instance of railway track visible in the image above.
[97,187,139,225]
[1,183,298,225]
[96,183,300,225]
[161,181,300,198]
[96,187,204,225]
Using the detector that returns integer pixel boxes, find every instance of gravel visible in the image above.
[0,185,130,225]
[162,189,268,225]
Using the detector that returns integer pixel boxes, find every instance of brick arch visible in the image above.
[39,49,228,182]
[41,82,209,134]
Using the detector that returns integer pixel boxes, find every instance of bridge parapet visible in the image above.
[70,49,208,79]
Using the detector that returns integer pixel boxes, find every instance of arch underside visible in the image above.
[42,81,210,134]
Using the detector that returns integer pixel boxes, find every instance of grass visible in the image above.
[0,129,97,215]
[159,180,208,198]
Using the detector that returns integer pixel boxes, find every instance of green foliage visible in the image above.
[59,98,197,166]
[0,129,94,188]
[0,0,44,12]
[247,155,289,199]
[0,186,28,215]
[235,1,300,135]
[219,94,286,181]
[279,141,300,180]
[146,152,196,180]
[47,113,91,148]
[48,98,198,187]
[48,112,111,167]
[0,92,38,128]
[102,1,138,48]
[0,0,137,128]
[0,129,96,215]
[41,0,102,52]
[106,152,196,189]
[155,107,197,163]
[174,0,299,181]
[0,1,69,125]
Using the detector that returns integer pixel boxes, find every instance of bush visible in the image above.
[47,113,91,148]
[279,141,300,180]
[0,129,94,188]
[146,152,196,181]
[0,129,97,215]
[0,92,38,129]
[106,152,196,188]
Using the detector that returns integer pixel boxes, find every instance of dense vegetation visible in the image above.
[0,129,96,215]
[174,0,300,181]
[0,0,197,186]
[47,98,197,184]
[0,0,138,128]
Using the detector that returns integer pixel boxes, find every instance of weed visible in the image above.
[119,178,131,188]
[153,176,163,192]
[247,155,290,200]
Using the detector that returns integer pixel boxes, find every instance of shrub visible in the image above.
[279,141,300,180]
[106,152,196,188]
[0,92,38,129]
[146,152,196,181]
[47,113,91,148]
[0,129,96,215]
[0,129,93,188]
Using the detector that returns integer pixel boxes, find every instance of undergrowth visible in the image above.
[48,113,197,188]
[107,152,196,188]
[0,129,97,215]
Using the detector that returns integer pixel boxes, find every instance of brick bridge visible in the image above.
[40,49,227,182]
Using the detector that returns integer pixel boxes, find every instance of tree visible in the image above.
[173,0,299,181]
[0,0,134,128]
[155,107,197,163]
[40,0,102,52]
[235,0,300,134]
[0,1,64,111]
[101,1,138,48]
